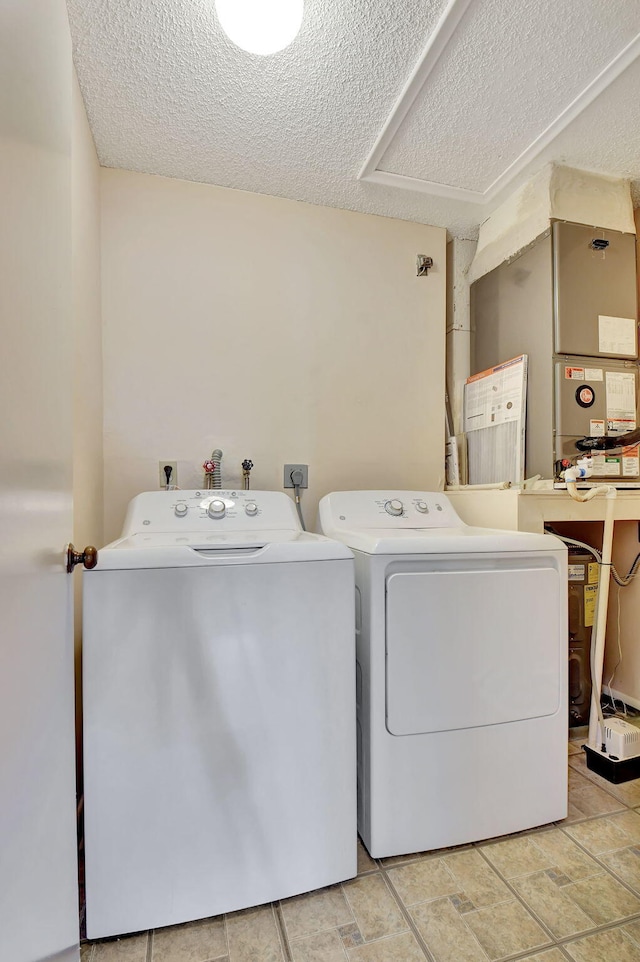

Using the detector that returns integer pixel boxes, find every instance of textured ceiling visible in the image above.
[67,0,640,237]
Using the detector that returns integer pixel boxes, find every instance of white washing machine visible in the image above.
[319,491,568,859]
[83,489,356,939]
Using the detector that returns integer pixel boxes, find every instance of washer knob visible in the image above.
[245,502,258,516]
[415,501,429,513]
[174,502,188,517]
[208,499,226,519]
[385,499,404,517]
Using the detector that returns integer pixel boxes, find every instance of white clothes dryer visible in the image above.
[83,490,356,939]
[319,491,567,859]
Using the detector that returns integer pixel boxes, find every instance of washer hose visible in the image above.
[211,449,222,488]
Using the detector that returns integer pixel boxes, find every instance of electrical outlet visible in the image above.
[284,464,308,488]
[159,461,178,488]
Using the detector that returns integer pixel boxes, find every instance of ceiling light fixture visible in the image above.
[215,0,304,56]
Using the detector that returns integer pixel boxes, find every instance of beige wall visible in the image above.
[101,170,447,539]
[72,74,103,769]
[603,520,640,710]
[636,208,640,307]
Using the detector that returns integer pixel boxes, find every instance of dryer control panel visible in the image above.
[120,490,300,535]
[319,491,463,530]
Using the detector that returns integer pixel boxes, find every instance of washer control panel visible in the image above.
[320,491,462,530]
[122,490,301,535]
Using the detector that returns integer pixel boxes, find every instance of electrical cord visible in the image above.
[290,468,307,531]
[545,530,640,586]
[613,553,640,587]
[604,586,625,717]
[294,491,306,530]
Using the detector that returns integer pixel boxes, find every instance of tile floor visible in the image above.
[81,737,640,962]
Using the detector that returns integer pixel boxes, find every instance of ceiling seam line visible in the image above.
[358,12,640,206]
[360,169,486,204]
[483,29,640,202]
[357,0,474,181]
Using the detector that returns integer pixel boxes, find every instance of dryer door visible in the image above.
[385,562,562,736]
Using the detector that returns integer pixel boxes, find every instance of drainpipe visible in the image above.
[564,459,617,751]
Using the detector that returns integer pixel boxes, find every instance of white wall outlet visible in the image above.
[159,461,178,488]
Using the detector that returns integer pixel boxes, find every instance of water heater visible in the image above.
[567,548,598,726]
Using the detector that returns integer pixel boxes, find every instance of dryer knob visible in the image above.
[174,502,188,517]
[415,501,429,513]
[208,499,226,519]
[245,502,258,516]
[385,499,404,517]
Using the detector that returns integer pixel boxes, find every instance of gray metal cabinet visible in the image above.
[471,221,639,481]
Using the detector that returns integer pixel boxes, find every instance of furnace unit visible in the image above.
[471,221,639,481]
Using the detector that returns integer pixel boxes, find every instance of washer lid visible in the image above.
[89,530,352,570]
[319,491,562,554]
[329,526,561,555]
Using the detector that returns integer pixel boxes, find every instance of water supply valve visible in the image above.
[554,458,572,481]
[242,459,254,490]
[564,458,593,484]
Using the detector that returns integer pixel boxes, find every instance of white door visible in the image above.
[0,3,80,961]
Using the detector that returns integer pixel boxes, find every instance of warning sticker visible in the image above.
[589,419,605,436]
[590,455,621,476]
[606,371,636,422]
[588,563,599,585]
[565,367,584,380]
[584,584,598,627]
[569,564,585,582]
[607,419,636,435]
[622,443,640,477]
